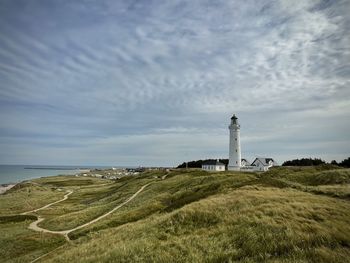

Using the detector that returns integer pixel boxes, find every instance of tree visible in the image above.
[331,160,338,165]
[339,157,350,168]
[177,159,228,168]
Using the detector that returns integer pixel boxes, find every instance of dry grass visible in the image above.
[1,167,349,262]
[0,182,65,216]
[0,220,65,263]
[46,185,350,263]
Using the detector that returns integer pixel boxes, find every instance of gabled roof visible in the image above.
[251,158,277,166]
[202,160,225,166]
[241,159,251,165]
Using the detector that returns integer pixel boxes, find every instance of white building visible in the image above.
[202,160,226,172]
[250,158,277,171]
[228,114,241,171]
[240,158,277,172]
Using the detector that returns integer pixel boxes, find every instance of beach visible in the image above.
[0,183,16,194]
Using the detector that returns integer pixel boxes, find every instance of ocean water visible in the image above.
[0,165,110,184]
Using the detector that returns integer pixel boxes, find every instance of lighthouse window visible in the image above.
[236,161,238,164]
[235,138,237,141]
[235,149,237,152]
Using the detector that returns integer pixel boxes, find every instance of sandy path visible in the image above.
[27,183,150,240]
[161,172,170,180]
[21,190,73,215]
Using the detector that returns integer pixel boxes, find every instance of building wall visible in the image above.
[202,165,225,171]
[241,161,274,172]
[215,165,225,171]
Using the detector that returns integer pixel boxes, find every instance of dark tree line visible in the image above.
[330,157,350,168]
[282,158,325,166]
[177,159,228,168]
[282,157,350,168]
[177,157,350,168]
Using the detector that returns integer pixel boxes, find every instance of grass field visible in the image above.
[0,167,349,262]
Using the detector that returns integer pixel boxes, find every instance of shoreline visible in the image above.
[0,183,16,195]
[0,167,93,187]
[24,167,90,170]
[0,169,92,195]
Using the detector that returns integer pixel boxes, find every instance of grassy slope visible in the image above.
[265,166,350,199]
[37,175,155,230]
[264,165,349,186]
[68,171,255,239]
[0,183,65,216]
[0,167,349,262]
[47,187,350,263]
[0,220,65,263]
[0,176,110,262]
[48,167,350,263]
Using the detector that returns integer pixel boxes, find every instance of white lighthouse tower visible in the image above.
[228,114,241,171]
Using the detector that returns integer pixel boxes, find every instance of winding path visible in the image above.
[28,174,170,262]
[25,183,150,241]
[21,190,73,215]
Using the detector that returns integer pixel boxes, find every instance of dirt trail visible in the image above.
[28,175,170,262]
[26,183,150,241]
[161,172,170,180]
[21,190,73,215]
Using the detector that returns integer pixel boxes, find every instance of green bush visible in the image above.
[0,215,37,224]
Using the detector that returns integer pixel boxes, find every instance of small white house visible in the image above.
[250,158,277,171]
[202,160,226,172]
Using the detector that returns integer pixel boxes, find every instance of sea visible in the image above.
[0,165,112,185]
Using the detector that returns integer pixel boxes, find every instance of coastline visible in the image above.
[0,183,16,195]
[0,167,92,195]
[0,165,126,194]
[0,165,112,185]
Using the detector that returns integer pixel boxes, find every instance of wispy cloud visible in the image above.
[0,0,349,165]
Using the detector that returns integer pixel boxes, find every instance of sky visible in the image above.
[0,0,349,166]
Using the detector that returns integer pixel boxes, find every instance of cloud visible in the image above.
[0,0,349,165]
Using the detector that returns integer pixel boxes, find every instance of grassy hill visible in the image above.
[0,167,349,262]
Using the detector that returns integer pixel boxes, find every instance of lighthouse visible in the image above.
[228,114,241,171]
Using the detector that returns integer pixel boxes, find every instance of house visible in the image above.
[202,160,226,172]
[250,158,277,171]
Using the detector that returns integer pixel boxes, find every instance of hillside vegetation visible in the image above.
[0,167,349,262]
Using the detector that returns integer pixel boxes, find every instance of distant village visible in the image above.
[76,167,170,180]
